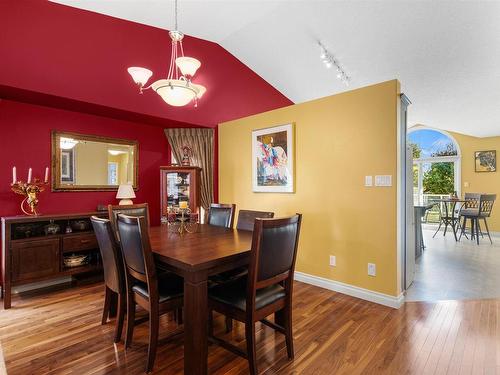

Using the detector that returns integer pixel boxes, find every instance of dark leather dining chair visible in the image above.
[236,210,274,231]
[207,203,236,228]
[90,216,126,343]
[208,214,302,375]
[213,209,275,332]
[108,203,150,241]
[117,214,184,373]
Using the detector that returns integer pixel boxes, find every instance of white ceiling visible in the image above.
[50,0,500,137]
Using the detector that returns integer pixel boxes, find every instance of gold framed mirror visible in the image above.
[51,131,139,191]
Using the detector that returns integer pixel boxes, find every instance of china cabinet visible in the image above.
[160,166,201,221]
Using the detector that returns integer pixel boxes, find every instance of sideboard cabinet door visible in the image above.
[11,238,60,282]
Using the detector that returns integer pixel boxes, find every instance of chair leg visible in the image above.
[109,291,118,318]
[433,220,443,238]
[451,219,458,242]
[208,310,214,337]
[284,305,294,360]
[114,292,126,343]
[475,218,480,245]
[225,316,233,333]
[483,218,493,244]
[125,293,136,349]
[245,321,258,375]
[175,308,183,325]
[146,306,159,373]
[102,286,112,325]
[459,217,467,241]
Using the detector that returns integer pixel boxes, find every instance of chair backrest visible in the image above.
[108,203,150,241]
[90,216,125,294]
[479,194,496,217]
[460,193,481,216]
[207,203,236,228]
[116,214,157,287]
[236,210,274,231]
[246,214,302,310]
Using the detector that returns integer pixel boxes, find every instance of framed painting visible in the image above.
[252,123,294,193]
[475,150,496,172]
[61,149,75,183]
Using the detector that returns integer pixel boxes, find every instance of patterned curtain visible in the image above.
[164,128,214,213]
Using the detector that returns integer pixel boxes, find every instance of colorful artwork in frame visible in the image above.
[252,123,294,193]
[475,150,496,172]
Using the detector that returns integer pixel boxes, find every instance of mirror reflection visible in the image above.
[52,132,138,191]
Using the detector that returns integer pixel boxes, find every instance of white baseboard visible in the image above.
[12,277,72,294]
[294,272,405,309]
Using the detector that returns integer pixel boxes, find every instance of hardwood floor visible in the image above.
[1,281,500,374]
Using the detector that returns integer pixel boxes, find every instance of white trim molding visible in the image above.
[294,272,405,309]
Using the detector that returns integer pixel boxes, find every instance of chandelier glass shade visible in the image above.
[127,1,206,107]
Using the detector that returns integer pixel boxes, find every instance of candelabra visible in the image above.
[167,207,199,235]
[11,178,48,216]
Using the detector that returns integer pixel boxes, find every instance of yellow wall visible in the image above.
[219,80,401,296]
[450,131,500,231]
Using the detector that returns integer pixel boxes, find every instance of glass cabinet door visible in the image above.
[166,172,191,208]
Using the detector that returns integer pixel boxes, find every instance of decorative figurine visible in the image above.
[181,145,192,166]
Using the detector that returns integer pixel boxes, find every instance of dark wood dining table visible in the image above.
[149,223,253,375]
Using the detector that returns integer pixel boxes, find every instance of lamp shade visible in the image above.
[127,67,153,86]
[152,79,196,107]
[116,183,136,201]
[175,56,201,77]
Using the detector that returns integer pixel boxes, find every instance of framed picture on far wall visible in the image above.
[61,149,75,183]
[475,150,496,172]
[252,123,294,193]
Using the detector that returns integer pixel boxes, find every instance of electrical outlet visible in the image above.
[329,255,336,267]
[368,263,376,276]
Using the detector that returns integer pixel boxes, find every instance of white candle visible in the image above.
[12,166,16,184]
[44,167,49,183]
[27,168,32,183]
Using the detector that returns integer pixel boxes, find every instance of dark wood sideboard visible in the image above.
[1,212,106,309]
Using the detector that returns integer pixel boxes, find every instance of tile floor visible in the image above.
[406,225,500,301]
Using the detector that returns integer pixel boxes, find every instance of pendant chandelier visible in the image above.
[127,0,206,107]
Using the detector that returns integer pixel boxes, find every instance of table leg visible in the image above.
[184,276,208,375]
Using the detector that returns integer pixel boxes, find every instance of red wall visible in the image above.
[0,0,293,127]
[0,99,206,225]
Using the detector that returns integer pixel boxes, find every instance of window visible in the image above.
[408,128,461,221]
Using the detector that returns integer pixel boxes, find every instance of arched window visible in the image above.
[408,127,461,207]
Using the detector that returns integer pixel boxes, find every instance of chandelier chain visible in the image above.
[174,0,178,31]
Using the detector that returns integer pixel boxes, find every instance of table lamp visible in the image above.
[116,184,136,205]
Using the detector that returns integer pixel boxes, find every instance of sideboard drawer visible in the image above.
[63,233,98,252]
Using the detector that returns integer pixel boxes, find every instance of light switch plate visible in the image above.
[375,175,392,187]
[329,255,336,267]
[365,176,373,187]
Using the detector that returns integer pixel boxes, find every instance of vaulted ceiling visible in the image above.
[49,0,500,137]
